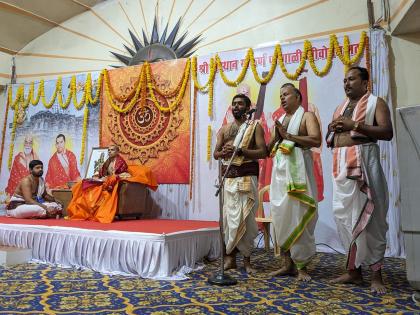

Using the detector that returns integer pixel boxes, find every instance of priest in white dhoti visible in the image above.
[327,67,393,294]
[213,93,267,273]
[6,160,62,219]
[268,84,321,281]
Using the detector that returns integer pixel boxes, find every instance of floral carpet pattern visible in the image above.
[0,249,419,314]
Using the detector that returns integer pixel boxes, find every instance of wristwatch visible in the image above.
[352,121,359,131]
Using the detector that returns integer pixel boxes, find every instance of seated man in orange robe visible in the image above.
[67,145,158,223]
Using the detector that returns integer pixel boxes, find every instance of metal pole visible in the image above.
[208,112,254,286]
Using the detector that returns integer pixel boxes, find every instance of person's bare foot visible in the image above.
[330,268,363,285]
[371,269,386,294]
[243,256,256,274]
[297,268,311,281]
[223,254,237,270]
[269,256,297,277]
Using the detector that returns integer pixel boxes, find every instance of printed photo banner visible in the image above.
[191,33,367,251]
[0,72,101,204]
[100,59,191,184]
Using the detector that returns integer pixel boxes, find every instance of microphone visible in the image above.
[246,108,256,118]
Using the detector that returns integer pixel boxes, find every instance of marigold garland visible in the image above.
[189,86,198,201]
[80,105,89,165]
[365,35,372,91]
[0,96,10,174]
[207,125,212,162]
[7,103,19,169]
[6,72,102,168]
[307,36,335,77]
[103,66,146,113]
[146,60,191,112]
[192,31,368,115]
[192,57,217,118]
[249,46,279,84]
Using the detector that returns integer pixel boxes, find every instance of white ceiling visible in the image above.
[0,0,105,54]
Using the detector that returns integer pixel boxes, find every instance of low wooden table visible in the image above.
[51,189,72,216]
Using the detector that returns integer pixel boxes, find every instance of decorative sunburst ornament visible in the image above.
[111,17,201,66]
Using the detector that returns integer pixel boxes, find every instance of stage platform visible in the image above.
[0,217,220,280]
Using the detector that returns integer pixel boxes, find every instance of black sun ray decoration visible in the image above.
[110,16,202,67]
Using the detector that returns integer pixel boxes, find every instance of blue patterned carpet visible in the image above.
[0,249,419,314]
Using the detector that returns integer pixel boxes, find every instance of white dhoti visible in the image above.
[270,149,318,269]
[269,106,318,269]
[333,143,388,270]
[6,196,62,219]
[223,176,259,257]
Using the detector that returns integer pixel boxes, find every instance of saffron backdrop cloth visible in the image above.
[100,59,190,184]
[68,165,158,223]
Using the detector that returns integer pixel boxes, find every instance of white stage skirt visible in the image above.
[0,223,220,280]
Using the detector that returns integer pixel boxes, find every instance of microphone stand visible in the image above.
[208,111,255,286]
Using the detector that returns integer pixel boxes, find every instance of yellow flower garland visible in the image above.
[207,125,212,162]
[80,105,89,165]
[146,60,191,112]
[103,67,146,114]
[307,36,335,77]
[6,72,102,168]
[191,56,217,118]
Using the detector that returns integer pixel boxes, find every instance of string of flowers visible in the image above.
[208,81,214,118]
[215,50,250,87]
[249,46,279,84]
[189,86,198,201]
[149,65,185,98]
[191,57,216,91]
[307,36,335,77]
[192,31,368,112]
[80,105,89,165]
[365,35,372,91]
[7,73,102,112]
[207,125,212,162]
[7,103,20,169]
[191,57,217,118]
[146,59,191,112]
[332,32,367,66]
[0,95,10,174]
[103,66,146,113]
[278,41,310,80]
[85,73,103,105]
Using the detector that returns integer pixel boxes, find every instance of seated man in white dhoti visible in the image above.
[268,84,321,281]
[214,93,267,273]
[6,160,62,219]
[326,67,393,294]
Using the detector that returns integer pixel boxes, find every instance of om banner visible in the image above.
[100,59,190,184]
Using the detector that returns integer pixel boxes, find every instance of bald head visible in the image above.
[108,145,119,159]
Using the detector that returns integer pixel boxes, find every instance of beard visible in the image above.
[24,147,32,155]
[33,171,43,177]
[232,109,246,120]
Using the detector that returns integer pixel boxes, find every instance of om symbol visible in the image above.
[136,106,154,127]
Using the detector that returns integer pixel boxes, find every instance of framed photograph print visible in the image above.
[85,147,108,178]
